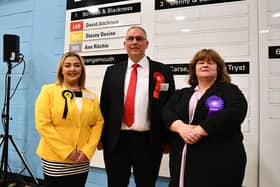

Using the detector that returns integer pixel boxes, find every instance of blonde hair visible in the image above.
[188,49,231,86]
[55,52,86,88]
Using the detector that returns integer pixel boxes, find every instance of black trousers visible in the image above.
[44,172,88,187]
[104,130,162,187]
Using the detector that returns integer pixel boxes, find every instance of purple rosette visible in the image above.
[205,95,224,117]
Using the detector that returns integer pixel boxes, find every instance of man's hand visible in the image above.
[162,143,170,154]
[97,142,103,150]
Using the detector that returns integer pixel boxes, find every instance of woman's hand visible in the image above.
[183,126,201,144]
[75,151,89,163]
[67,149,79,161]
[194,125,208,136]
[169,120,201,144]
[67,149,89,163]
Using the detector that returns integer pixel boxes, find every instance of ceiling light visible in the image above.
[175,16,186,20]
[259,29,269,34]
[180,29,191,32]
[272,12,280,18]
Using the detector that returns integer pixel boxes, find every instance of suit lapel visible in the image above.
[146,59,153,117]
[117,61,128,102]
[149,59,155,101]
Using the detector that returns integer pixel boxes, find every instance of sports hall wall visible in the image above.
[0,0,279,187]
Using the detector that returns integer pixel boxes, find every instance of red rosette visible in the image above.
[153,72,165,99]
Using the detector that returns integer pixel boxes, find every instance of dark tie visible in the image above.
[123,63,139,127]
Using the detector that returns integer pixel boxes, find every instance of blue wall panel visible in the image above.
[0,0,33,17]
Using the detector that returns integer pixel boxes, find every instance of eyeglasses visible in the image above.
[125,36,146,42]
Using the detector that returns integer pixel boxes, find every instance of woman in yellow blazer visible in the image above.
[35,52,104,187]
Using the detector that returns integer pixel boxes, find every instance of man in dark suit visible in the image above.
[99,26,175,187]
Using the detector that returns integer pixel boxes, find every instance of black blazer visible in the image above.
[162,82,248,187]
[100,57,175,153]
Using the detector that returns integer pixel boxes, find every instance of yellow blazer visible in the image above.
[35,83,104,163]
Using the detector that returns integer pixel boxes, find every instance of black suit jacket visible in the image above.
[100,57,175,153]
[162,82,247,187]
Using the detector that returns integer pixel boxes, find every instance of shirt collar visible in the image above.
[128,56,148,69]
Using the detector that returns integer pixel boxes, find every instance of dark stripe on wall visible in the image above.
[71,2,141,20]
[155,0,244,10]
[83,54,128,65]
[167,61,249,75]
[67,0,129,10]
[269,46,280,59]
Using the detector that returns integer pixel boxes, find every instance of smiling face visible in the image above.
[124,27,149,63]
[195,56,218,82]
[61,56,82,86]
[188,49,231,86]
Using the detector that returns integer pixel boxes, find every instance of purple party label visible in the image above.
[205,95,224,117]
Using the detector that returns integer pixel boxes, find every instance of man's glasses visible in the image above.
[125,36,146,42]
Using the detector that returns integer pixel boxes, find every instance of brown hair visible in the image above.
[188,49,231,86]
[55,52,86,88]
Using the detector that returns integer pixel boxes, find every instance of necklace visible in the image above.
[63,84,80,92]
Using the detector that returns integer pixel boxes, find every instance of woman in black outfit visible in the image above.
[162,49,247,187]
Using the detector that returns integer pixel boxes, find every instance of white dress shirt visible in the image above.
[121,56,150,131]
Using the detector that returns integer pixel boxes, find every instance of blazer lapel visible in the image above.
[182,88,195,122]
[194,83,219,119]
[81,90,94,115]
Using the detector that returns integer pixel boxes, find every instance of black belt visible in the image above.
[120,130,150,136]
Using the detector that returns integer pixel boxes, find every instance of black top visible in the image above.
[74,91,82,97]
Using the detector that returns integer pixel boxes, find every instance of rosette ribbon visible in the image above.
[62,90,73,119]
[153,72,165,99]
[205,95,224,117]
